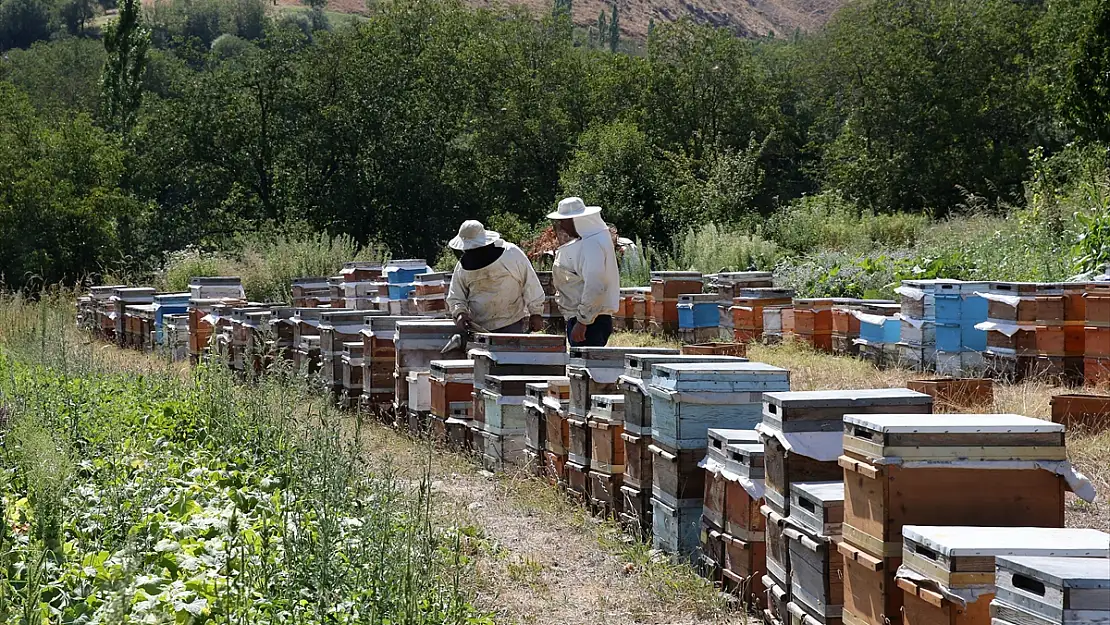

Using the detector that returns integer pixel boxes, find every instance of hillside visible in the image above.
[274,0,847,39]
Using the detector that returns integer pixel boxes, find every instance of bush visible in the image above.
[0,0,54,51]
[671,223,781,274]
[211,32,251,59]
[763,192,927,253]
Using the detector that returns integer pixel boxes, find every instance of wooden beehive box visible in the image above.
[785,526,844,623]
[649,362,790,450]
[1049,393,1110,431]
[983,283,1039,323]
[570,347,677,417]
[991,556,1110,625]
[906,378,994,411]
[395,320,462,371]
[471,332,566,352]
[524,381,549,455]
[652,496,702,559]
[702,429,761,530]
[588,394,626,474]
[763,505,792,591]
[764,572,791,625]
[468,346,566,392]
[723,442,766,541]
[429,359,474,419]
[621,428,652,490]
[567,415,590,469]
[482,375,560,432]
[682,343,749,357]
[650,442,707,505]
[621,353,739,432]
[789,481,844,539]
[838,414,1073,625]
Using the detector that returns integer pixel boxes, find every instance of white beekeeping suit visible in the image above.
[445,220,546,332]
[549,199,620,325]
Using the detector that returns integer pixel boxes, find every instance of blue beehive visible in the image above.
[936,323,963,352]
[385,260,430,285]
[388,283,416,301]
[933,282,963,323]
[961,287,989,351]
[676,294,720,329]
[153,293,191,345]
[648,362,790,450]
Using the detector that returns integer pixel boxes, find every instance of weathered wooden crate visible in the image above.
[703,429,761,530]
[764,572,791,625]
[566,461,589,500]
[786,528,844,622]
[567,416,591,469]
[763,505,792,590]
[544,402,569,456]
[524,382,548,460]
[840,542,901,625]
[898,527,1110,625]
[569,347,677,416]
[789,481,844,540]
[429,359,474,419]
[471,425,526,472]
[618,484,651,538]
[983,283,1039,323]
[588,470,622,517]
[621,353,739,432]
[650,441,706,506]
[682,343,749,357]
[787,601,842,625]
[652,495,702,559]
[1049,393,1110,431]
[760,432,844,517]
[723,533,768,610]
[469,348,566,393]
[621,429,652,490]
[483,375,561,431]
[588,394,625,476]
[649,362,789,450]
[700,517,726,580]
[724,443,766,540]
[991,556,1110,625]
[543,450,567,486]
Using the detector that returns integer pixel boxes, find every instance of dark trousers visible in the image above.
[566,315,613,347]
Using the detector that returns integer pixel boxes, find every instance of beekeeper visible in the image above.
[549,197,621,347]
[445,220,546,333]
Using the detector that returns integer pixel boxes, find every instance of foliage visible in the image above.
[0,38,106,117]
[0,0,53,51]
[1061,0,1110,146]
[671,223,781,274]
[763,192,927,253]
[1074,209,1110,273]
[0,296,489,624]
[100,0,150,132]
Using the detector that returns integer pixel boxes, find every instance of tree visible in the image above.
[0,0,53,51]
[608,2,619,52]
[101,0,150,133]
[1062,0,1110,146]
[596,10,607,48]
[552,0,571,19]
[59,0,95,35]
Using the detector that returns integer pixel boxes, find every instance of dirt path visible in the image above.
[358,424,745,625]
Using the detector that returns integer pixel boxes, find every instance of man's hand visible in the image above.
[571,320,588,344]
[529,315,543,333]
[454,312,471,331]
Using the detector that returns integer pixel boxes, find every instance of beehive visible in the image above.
[523,381,549,471]
[719,441,767,602]
[620,353,740,434]
[991,556,1110,625]
[898,526,1109,625]
[701,429,761,530]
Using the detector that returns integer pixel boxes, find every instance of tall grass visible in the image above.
[671,223,781,274]
[762,192,928,254]
[0,294,486,624]
[158,230,390,302]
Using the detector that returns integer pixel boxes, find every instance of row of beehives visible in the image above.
[614,274,1110,387]
[376,335,1106,625]
[76,282,1109,625]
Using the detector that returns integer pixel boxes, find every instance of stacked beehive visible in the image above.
[111,287,156,348]
[394,320,462,417]
[340,340,364,410]
[615,287,640,332]
[152,293,191,348]
[124,297,158,350]
[384,260,431,315]
[360,316,422,411]
[732,288,794,344]
[291,277,331,307]
[677,293,723,344]
[837,414,1093,625]
[337,262,385,311]
[523,381,549,474]
[188,277,246,363]
[163,313,191,361]
[711,433,767,607]
[784,482,845,625]
[618,353,740,535]
[631,287,652,332]
[410,271,451,316]
[468,334,567,465]
[851,303,902,366]
[291,308,325,373]
[407,369,433,435]
[541,377,571,483]
[932,281,989,376]
[266,307,297,363]
[318,310,369,394]
[977,282,1040,380]
[429,359,475,448]
[89,285,124,340]
[896,526,1109,625]
[1031,283,1087,384]
[789,299,836,352]
[990,556,1110,625]
[587,394,626,515]
[650,272,704,335]
[566,347,677,500]
[712,273,775,341]
[699,428,761,582]
[894,280,962,370]
[831,306,861,357]
[648,362,789,560]
[536,272,565,334]
[1085,283,1110,386]
[228,307,272,372]
[757,389,934,625]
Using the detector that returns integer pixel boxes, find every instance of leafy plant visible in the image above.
[1073,209,1110,273]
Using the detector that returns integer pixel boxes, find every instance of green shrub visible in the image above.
[671,222,781,274]
[762,192,927,254]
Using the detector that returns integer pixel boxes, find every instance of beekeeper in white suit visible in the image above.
[445,220,546,334]
[549,197,621,346]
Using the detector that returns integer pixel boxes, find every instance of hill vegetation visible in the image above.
[0,0,1109,294]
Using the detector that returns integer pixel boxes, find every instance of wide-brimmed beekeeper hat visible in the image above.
[547,197,602,220]
[448,220,502,251]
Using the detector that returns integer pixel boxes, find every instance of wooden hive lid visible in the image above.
[903,526,1110,559]
[525,382,549,403]
[844,413,1062,434]
[792,480,844,505]
[651,271,703,280]
[651,361,789,385]
[154,293,192,304]
[726,441,764,461]
[570,346,677,363]
[430,359,475,373]
[588,394,625,422]
[624,354,744,379]
[343,341,363,354]
[189,276,243,286]
[765,388,933,409]
[471,333,566,352]
[678,293,722,304]
[995,556,1110,590]
[733,287,795,300]
[708,428,761,449]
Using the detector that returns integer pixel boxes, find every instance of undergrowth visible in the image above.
[0,294,488,625]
